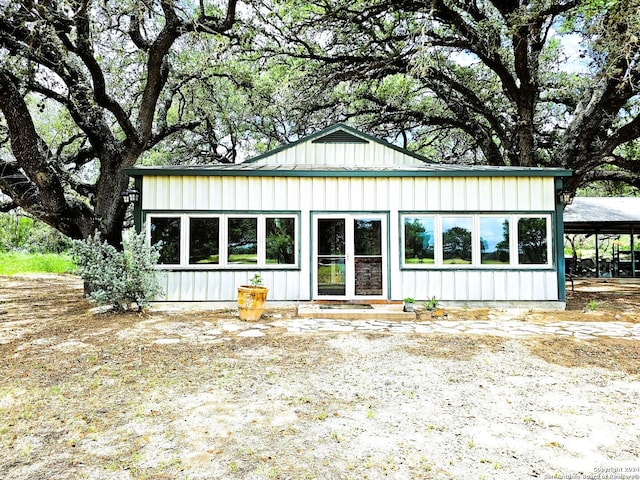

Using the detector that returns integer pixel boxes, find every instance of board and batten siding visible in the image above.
[142,174,558,302]
[249,139,425,167]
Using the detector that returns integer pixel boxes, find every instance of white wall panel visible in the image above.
[207,177,222,210]
[168,177,183,210]
[492,271,507,301]
[401,178,414,210]
[147,175,555,213]
[350,178,364,210]
[491,177,504,210]
[396,270,558,303]
[193,178,208,209]
[477,178,492,211]
[145,172,561,303]
[253,139,427,167]
[426,178,440,210]
[465,178,480,210]
[440,178,454,209]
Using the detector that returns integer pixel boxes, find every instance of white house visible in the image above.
[126,124,572,308]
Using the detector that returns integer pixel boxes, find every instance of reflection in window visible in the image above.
[266,217,296,264]
[318,219,345,256]
[354,219,382,256]
[442,217,472,264]
[228,218,258,264]
[518,217,548,264]
[189,217,219,264]
[150,217,181,264]
[480,217,510,265]
[404,217,435,264]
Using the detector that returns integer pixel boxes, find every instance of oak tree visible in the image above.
[0,0,237,246]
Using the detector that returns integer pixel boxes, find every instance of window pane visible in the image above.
[404,217,435,264]
[518,217,548,264]
[266,217,296,264]
[228,218,257,264]
[150,217,181,265]
[318,219,345,256]
[354,219,381,256]
[480,217,510,265]
[189,217,219,264]
[442,217,472,264]
[317,257,345,295]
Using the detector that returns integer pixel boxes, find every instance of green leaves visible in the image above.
[71,230,162,312]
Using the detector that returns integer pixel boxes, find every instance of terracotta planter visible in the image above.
[237,285,269,321]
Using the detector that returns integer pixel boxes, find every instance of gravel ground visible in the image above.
[1,275,640,479]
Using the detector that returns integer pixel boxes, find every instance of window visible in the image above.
[150,217,181,265]
[480,217,510,265]
[266,217,296,264]
[189,217,219,264]
[147,213,298,269]
[404,217,435,264]
[228,217,258,264]
[442,216,472,265]
[401,213,552,268]
[518,217,548,265]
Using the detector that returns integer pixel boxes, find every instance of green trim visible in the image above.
[133,177,143,233]
[154,268,302,273]
[555,178,567,301]
[400,267,557,272]
[143,209,300,215]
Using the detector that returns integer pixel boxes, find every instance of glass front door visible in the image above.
[314,214,387,299]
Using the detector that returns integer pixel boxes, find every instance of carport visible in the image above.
[563,197,640,278]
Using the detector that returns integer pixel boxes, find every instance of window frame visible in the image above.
[400,213,553,269]
[146,212,300,270]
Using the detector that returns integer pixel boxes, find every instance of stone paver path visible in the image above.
[265,318,640,340]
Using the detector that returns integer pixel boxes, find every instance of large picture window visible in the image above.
[401,213,552,268]
[148,213,298,269]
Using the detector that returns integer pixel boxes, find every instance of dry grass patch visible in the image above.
[526,336,640,375]
[403,334,507,360]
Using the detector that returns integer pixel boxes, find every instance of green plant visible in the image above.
[587,299,597,311]
[249,273,263,286]
[71,230,162,312]
[403,297,415,303]
[423,296,439,311]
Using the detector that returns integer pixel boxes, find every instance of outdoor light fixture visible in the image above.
[558,190,574,206]
[121,187,140,205]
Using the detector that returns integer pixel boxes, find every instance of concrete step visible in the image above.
[296,304,416,321]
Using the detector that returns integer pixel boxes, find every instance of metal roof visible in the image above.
[126,162,571,178]
[564,197,640,234]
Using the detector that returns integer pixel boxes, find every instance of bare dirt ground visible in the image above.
[1,275,640,480]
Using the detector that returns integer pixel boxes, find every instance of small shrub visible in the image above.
[71,230,162,312]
